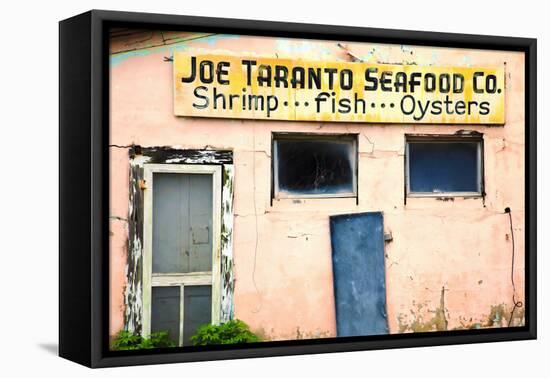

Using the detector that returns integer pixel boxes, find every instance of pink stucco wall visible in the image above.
[109,31,525,340]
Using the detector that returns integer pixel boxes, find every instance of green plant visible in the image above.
[111,330,176,350]
[191,319,261,345]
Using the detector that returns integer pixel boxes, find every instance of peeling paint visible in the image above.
[397,287,448,333]
[110,32,242,67]
[275,39,332,59]
[398,298,526,333]
[454,304,525,330]
[134,146,233,165]
[436,197,455,202]
[255,327,332,341]
[220,164,235,322]
[294,327,332,340]
[124,163,144,333]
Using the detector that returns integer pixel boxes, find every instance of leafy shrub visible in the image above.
[191,319,261,345]
[112,330,176,350]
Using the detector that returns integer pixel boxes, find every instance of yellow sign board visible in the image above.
[173,52,505,124]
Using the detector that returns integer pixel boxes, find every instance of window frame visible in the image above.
[405,134,484,198]
[272,133,359,200]
[141,163,222,346]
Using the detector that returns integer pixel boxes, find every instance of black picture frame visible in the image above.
[59,9,537,368]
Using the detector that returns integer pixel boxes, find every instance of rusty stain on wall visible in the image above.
[397,286,449,333]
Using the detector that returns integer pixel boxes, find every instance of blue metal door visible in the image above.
[330,212,388,337]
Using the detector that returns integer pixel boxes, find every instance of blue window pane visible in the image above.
[408,142,480,193]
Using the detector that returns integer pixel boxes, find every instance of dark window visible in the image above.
[406,137,482,195]
[273,135,357,198]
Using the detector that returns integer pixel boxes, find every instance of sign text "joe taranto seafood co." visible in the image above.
[174,52,505,124]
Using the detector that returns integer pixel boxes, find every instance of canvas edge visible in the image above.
[57,9,537,368]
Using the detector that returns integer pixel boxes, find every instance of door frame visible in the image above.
[141,163,222,343]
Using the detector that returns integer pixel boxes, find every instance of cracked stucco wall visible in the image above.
[109,31,525,339]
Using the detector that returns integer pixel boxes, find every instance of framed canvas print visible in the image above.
[59,10,537,368]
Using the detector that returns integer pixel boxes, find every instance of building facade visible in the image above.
[109,29,525,346]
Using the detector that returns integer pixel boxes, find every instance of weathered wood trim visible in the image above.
[123,146,234,337]
[179,286,185,346]
[124,163,144,334]
[221,164,235,322]
[132,146,233,165]
[141,163,224,174]
[141,166,153,338]
[211,165,223,326]
[141,163,222,337]
[151,272,213,286]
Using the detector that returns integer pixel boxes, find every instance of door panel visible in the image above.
[152,173,213,273]
[151,286,180,343]
[330,212,388,337]
[183,285,212,345]
[188,174,213,272]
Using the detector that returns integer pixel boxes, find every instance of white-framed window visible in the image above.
[272,133,358,199]
[142,164,222,346]
[405,135,484,197]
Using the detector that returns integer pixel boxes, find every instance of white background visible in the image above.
[0,0,547,376]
